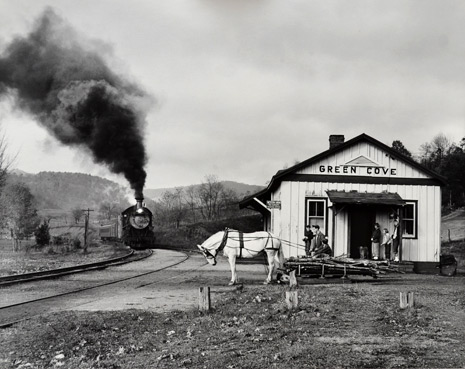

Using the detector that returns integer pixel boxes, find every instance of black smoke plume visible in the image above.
[0,8,149,198]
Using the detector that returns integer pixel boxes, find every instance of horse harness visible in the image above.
[218,228,279,258]
[217,228,244,257]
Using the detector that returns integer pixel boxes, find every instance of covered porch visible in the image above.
[327,191,406,259]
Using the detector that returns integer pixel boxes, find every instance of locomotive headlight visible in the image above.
[130,212,150,229]
[136,208,144,214]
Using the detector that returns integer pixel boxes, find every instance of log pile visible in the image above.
[282,255,402,279]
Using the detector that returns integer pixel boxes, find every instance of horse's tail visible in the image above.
[274,237,284,269]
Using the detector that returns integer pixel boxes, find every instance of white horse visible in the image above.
[197,229,283,285]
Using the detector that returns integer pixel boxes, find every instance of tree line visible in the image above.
[391,134,465,209]
[0,132,463,247]
[152,175,254,228]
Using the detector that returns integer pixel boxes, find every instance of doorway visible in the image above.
[349,206,375,258]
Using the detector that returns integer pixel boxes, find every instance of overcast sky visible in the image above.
[1,0,464,190]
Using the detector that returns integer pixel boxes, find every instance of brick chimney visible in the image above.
[329,135,345,149]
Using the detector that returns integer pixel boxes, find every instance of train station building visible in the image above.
[240,133,446,268]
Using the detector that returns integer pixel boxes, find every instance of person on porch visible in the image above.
[310,224,327,254]
[303,225,314,256]
[371,223,381,260]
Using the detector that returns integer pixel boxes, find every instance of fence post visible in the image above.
[285,270,299,310]
[199,286,211,312]
[399,292,415,309]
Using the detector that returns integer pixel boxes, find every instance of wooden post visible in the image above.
[399,292,415,309]
[199,286,211,312]
[289,270,298,289]
[408,292,415,308]
[341,264,349,280]
[285,270,298,310]
[81,208,94,252]
[319,264,326,279]
[285,291,299,310]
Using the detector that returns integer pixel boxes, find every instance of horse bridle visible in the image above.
[201,228,229,262]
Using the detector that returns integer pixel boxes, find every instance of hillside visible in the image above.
[9,171,131,211]
[8,171,265,212]
[144,180,264,201]
[442,208,465,242]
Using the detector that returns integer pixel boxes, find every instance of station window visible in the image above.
[306,198,327,232]
[401,201,417,238]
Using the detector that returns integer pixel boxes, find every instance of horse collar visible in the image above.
[218,229,229,251]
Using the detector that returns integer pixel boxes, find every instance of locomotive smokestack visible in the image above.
[0,8,151,198]
[135,197,144,211]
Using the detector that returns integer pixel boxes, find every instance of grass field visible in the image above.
[441,208,465,242]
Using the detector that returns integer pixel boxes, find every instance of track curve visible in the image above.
[0,249,194,328]
[0,247,163,286]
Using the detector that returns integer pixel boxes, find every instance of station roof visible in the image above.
[326,191,406,206]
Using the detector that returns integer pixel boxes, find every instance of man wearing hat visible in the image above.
[311,225,327,256]
[303,225,314,256]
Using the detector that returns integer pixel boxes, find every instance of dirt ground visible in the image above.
[1,252,464,369]
[1,211,464,369]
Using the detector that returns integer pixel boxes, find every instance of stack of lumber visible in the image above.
[282,256,402,278]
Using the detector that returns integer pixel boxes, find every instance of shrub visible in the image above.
[34,221,51,247]
[72,237,81,249]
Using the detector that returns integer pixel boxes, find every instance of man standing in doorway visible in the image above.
[371,223,381,260]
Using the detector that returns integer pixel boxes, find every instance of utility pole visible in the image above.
[81,208,94,252]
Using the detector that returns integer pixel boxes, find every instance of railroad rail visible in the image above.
[0,249,153,286]
[0,250,194,328]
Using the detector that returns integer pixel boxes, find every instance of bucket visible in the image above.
[440,254,457,277]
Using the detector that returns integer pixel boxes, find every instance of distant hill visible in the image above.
[8,171,131,211]
[7,171,265,211]
[144,180,265,201]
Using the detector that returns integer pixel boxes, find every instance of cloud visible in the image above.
[1,1,464,188]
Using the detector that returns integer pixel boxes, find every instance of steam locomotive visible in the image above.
[99,198,155,250]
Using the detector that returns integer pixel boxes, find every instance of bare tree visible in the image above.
[197,175,224,221]
[419,133,453,169]
[156,188,188,228]
[218,187,239,218]
[0,133,14,193]
[184,185,199,223]
[98,202,119,220]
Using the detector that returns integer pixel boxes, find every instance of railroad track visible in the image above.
[0,249,151,286]
[0,250,200,328]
